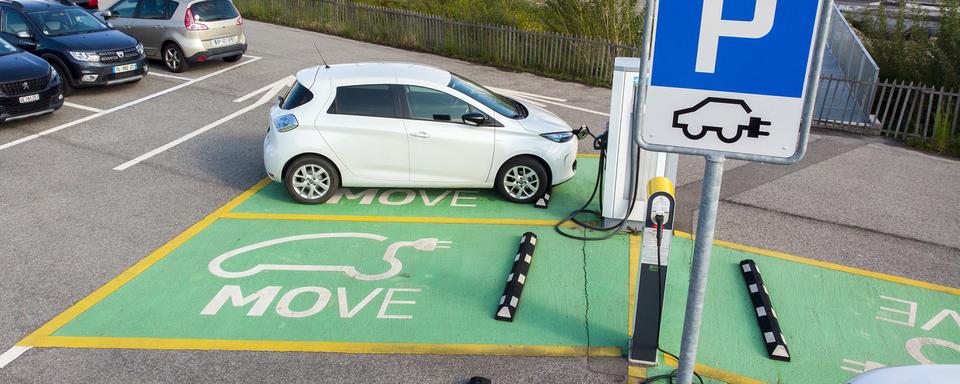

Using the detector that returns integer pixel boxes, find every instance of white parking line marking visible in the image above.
[114,76,295,171]
[63,102,103,113]
[0,346,30,368]
[0,56,262,152]
[149,71,193,81]
[490,87,609,116]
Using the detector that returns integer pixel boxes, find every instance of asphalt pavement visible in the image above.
[0,20,957,383]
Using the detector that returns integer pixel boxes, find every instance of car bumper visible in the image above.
[547,139,579,185]
[264,125,285,182]
[68,57,148,87]
[0,82,64,123]
[186,44,247,63]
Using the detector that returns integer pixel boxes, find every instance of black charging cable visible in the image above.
[555,127,643,241]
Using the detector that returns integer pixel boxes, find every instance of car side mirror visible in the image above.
[462,113,487,126]
[277,95,285,105]
[100,10,114,19]
[15,31,33,40]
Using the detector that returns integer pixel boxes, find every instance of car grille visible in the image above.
[98,47,140,64]
[0,98,52,116]
[0,76,49,96]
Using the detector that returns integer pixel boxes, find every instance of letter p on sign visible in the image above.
[697,0,777,73]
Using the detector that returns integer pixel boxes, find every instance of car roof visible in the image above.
[311,62,452,87]
[1,0,77,12]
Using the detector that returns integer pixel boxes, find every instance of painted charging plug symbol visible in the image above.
[208,233,452,281]
[672,97,771,143]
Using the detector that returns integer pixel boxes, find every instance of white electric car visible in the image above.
[263,62,579,205]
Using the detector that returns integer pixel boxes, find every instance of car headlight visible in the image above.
[274,114,299,132]
[540,131,574,143]
[135,43,144,55]
[69,51,100,62]
[49,67,59,81]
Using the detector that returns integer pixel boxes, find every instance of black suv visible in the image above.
[0,35,62,123]
[0,0,147,95]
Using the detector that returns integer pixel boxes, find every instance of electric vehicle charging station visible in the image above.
[602,58,679,230]
[629,176,675,366]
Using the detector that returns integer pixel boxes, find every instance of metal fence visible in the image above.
[820,4,881,127]
[233,0,641,85]
[815,76,960,139]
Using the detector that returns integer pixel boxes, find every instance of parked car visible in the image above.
[100,0,245,73]
[264,62,579,205]
[0,35,62,123]
[0,0,147,96]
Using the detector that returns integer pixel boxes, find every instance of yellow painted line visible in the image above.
[578,153,601,158]
[627,365,648,380]
[220,211,570,227]
[27,335,622,357]
[628,234,640,337]
[17,179,272,346]
[674,230,960,296]
[663,354,765,384]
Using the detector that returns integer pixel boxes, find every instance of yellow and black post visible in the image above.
[629,177,676,366]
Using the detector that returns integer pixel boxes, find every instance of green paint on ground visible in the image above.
[231,158,601,221]
[657,241,960,383]
[55,219,631,348]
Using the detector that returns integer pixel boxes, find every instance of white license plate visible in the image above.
[113,63,137,74]
[18,94,39,104]
[211,36,237,47]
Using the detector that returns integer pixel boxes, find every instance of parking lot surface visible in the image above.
[1,20,958,384]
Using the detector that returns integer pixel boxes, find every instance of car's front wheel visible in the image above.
[283,156,340,205]
[495,157,548,204]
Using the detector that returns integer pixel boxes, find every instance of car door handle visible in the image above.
[410,131,430,138]
[155,25,163,29]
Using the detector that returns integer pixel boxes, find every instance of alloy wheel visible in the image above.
[291,164,331,200]
[164,48,182,71]
[502,165,539,200]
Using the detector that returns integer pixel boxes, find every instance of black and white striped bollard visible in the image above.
[739,259,791,362]
[495,232,538,322]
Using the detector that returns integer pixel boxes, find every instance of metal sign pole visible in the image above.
[675,155,724,384]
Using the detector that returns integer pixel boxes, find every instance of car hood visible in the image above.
[0,52,50,82]
[49,30,138,51]
[517,101,573,134]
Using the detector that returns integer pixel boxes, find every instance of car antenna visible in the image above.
[314,42,330,69]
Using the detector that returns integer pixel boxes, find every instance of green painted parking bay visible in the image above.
[228,156,602,222]
[41,219,633,355]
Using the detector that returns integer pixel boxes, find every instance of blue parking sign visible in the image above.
[639,0,828,160]
[652,0,821,98]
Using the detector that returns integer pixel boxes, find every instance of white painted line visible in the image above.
[499,94,548,108]
[490,86,607,116]
[114,76,295,171]
[63,102,103,113]
[148,71,193,81]
[243,54,262,59]
[487,87,568,102]
[0,56,262,152]
[0,346,31,368]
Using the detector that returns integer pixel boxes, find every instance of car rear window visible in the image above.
[328,85,397,118]
[190,0,239,22]
[281,82,313,110]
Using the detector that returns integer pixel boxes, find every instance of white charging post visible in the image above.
[602,57,679,230]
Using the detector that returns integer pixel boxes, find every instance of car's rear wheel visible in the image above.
[162,43,189,73]
[223,54,242,62]
[284,156,340,205]
[495,157,548,204]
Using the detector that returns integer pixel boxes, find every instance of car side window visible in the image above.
[166,1,180,19]
[138,0,167,19]
[111,0,140,18]
[328,84,398,118]
[403,85,475,123]
[1,9,31,35]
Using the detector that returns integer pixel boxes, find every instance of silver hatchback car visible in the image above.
[101,0,246,73]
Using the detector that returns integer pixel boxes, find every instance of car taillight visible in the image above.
[236,16,243,25]
[184,8,208,31]
[88,0,98,8]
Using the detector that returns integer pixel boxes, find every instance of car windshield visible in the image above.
[0,37,18,56]
[190,0,240,22]
[448,73,523,119]
[28,9,109,37]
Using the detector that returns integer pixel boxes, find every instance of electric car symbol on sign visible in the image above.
[672,97,772,144]
[263,63,579,204]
